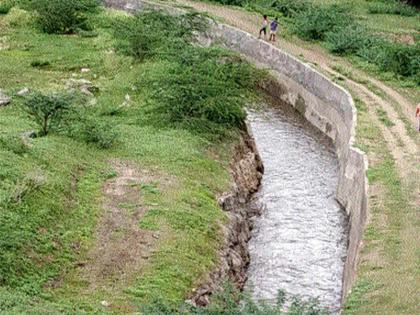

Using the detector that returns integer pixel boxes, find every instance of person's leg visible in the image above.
[273,33,276,42]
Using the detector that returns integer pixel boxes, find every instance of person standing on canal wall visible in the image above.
[258,15,268,40]
[269,17,279,42]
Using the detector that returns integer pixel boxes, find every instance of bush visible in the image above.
[368,1,418,17]
[294,4,354,41]
[78,119,118,149]
[23,91,73,136]
[140,47,262,133]
[271,0,312,17]
[325,25,377,55]
[358,41,420,78]
[0,134,30,155]
[31,0,100,34]
[115,12,263,135]
[3,7,33,27]
[114,11,205,61]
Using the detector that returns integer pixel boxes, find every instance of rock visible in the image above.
[17,87,30,96]
[81,68,90,73]
[0,89,11,106]
[66,78,99,96]
[22,130,37,139]
[100,300,110,307]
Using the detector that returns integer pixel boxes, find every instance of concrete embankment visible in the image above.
[104,0,369,307]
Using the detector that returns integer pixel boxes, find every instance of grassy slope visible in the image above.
[0,8,239,314]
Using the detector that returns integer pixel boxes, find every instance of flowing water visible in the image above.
[246,104,348,314]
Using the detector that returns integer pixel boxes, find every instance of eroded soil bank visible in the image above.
[189,132,264,306]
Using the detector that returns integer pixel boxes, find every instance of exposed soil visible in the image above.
[189,132,263,306]
[81,160,159,293]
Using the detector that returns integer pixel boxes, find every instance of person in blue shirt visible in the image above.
[269,18,279,42]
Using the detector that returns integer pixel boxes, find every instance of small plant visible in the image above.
[114,11,205,61]
[23,91,72,136]
[77,119,119,149]
[0,134,30,155]
[31,0,100,34]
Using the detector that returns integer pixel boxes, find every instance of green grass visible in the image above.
[0,7,259,313]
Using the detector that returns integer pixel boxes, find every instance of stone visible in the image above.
[66,78,99,96]
[17,87,30,96]
[81,68,90,73]
[100,300,110,307]
[0,89,11,106]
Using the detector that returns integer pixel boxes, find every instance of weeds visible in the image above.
[141,284,329,314]
[368,1,418,17]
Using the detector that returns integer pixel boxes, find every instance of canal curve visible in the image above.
[246,103,348,314]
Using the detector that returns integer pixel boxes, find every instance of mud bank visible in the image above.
[104,0,368,307]
[190,130,263,306]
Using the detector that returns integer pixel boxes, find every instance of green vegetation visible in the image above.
[141,285,328,314]
[368,0,417,17]
[22,91,73,136]
[0,2,267,313]
[31,0,100,34]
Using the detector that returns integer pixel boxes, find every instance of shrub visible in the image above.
[114,12,264,135]
[23,91,73,136]
[3,7,33,28]
[114,11,205,61]
[63,113,119,149]
[325,25,377,55]
[368,1,418,17]
[78,119,118,149]
[294,4,354,41]
[140,47,262,133]
[271,0,312,17]
[31,0,100,34]
[0,134,30,155]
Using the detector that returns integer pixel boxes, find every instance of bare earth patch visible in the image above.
[81,160,160,294]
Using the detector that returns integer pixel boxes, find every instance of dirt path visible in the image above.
[79,160,161,311]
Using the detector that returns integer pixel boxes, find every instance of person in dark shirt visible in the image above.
[269,18,279,42]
